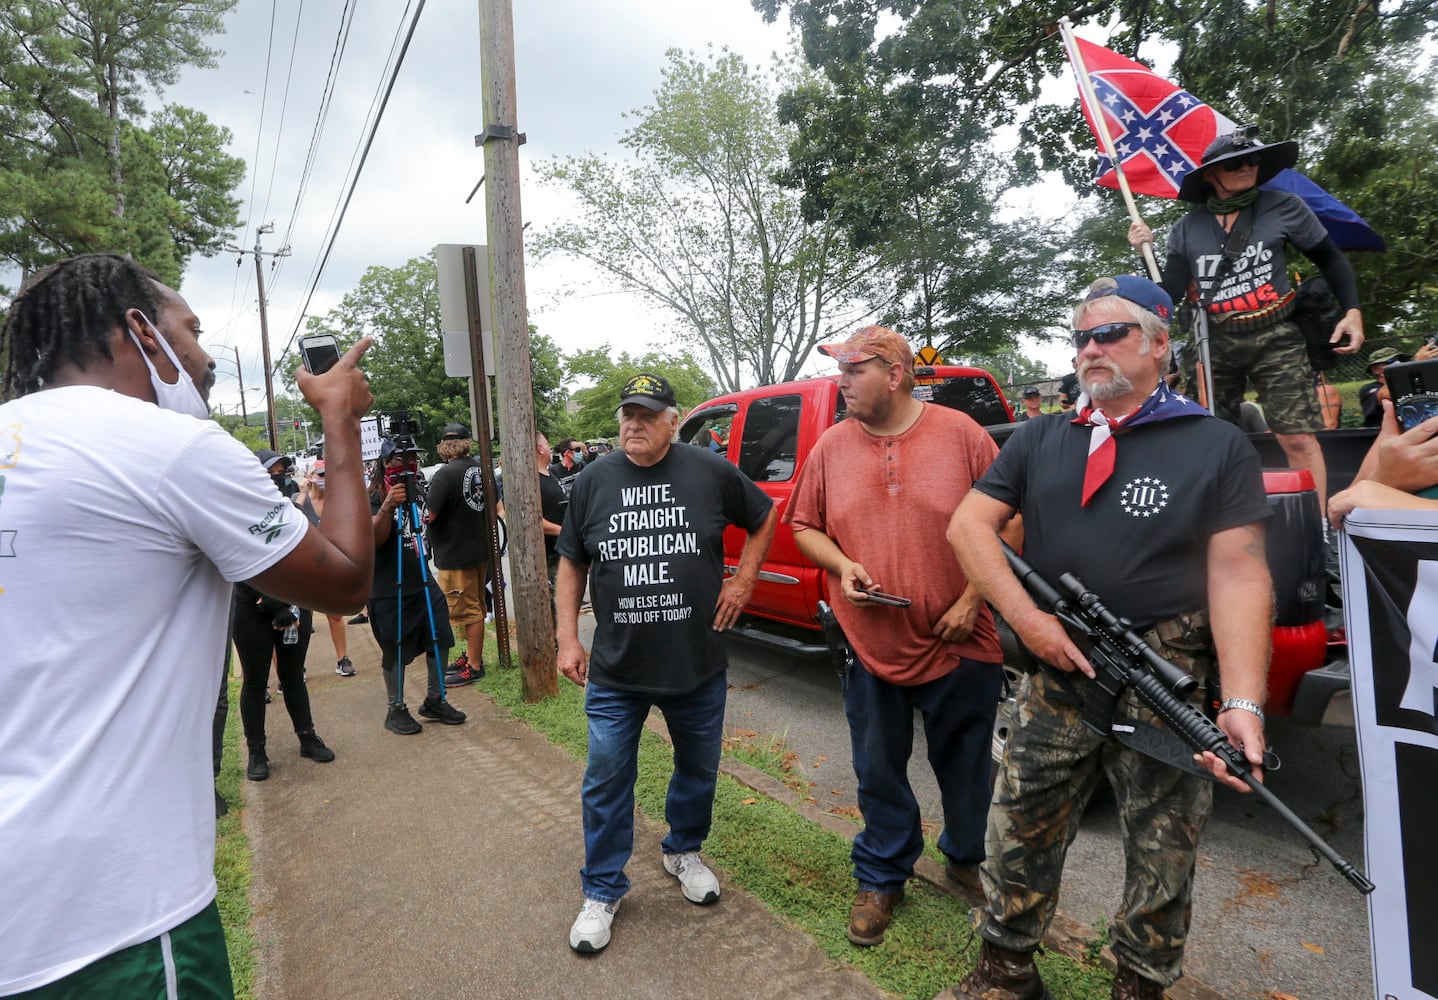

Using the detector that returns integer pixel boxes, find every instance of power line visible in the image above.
[278,0,429,364]
[256,0,307,229]
[276,0,359,279]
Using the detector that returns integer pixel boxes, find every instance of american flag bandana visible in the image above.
[1073,382,1205,506]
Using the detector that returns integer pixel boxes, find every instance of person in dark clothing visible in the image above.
[537,432,567,614]
[257,449,299,499]
[1129,126,1365,514]
[231,581,335,779]
[368,438,466,735]
[425,422,500,686]
[1359,347,1412,427]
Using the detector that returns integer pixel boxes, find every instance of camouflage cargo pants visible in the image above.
[1206,317,1321,434]
[977,618,1217,986]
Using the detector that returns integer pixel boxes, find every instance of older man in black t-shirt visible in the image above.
[940,275,1273,1000]
[555,372,778,955]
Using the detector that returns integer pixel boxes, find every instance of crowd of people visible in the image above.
[6,120,1438,998]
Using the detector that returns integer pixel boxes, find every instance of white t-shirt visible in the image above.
[0,387,307,993]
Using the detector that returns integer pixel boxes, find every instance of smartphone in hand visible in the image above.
[861,590,912,607]
[1386,359,1438,431]
[298,334,341,375]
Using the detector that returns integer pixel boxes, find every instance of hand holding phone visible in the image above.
[1386,359,1438,432]
[860,590,912,608]
[298,334,341,375]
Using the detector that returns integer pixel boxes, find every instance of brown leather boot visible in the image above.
[1111,966,1166,1000]
[846,888,904,946]
[935,940,1051,1000]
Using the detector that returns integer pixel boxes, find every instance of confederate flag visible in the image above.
[1070,36,1234,199]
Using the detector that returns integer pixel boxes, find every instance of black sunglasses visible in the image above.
[1218,154,1262,172]
[1071,322,1139,350]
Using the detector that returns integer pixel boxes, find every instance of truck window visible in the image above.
[682,413,734,454]
[738,394,801,483]
[834,375,1010,426]
[916,375,1010,426]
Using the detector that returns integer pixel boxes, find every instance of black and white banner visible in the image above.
[1342,510,1438,1000]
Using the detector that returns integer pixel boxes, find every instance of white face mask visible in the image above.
[127,312,209,419]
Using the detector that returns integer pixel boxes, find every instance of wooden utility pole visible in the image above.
[224,224,291,451]
[233,347,249,427]
[477,0,556,701]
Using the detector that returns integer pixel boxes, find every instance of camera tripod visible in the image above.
[391,478,447,703]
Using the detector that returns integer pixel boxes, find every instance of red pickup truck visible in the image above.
[678,365,1348,727]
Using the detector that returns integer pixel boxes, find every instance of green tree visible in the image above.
[564,347,719,441]
[299,253,570,454]
[211,411,268,452]
[756,0,1438,337]
[0,1,241,282]
[532,48,886,393]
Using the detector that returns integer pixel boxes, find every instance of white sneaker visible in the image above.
[569,897,619,953]
[662,850,721,905]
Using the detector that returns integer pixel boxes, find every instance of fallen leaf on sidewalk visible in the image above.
[1300,942,1325,954]
[1263,992,1299,1000]
[830,788,843,795]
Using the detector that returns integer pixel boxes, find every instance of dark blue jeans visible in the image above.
[579,671,727,903]
[845,655,1003,892]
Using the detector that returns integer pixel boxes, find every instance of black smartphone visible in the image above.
[861,590,912,607]
[1386,359,1438,432]
[298,334,341,375]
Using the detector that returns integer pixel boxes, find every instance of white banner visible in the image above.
[1341,509,1438,1000]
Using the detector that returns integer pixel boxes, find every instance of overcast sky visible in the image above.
[167,0,806,416]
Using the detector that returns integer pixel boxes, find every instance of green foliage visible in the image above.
[300,254,570,454]
[564,345,719,439]
[757,0,1438,343]
[0,1,241,282]
[214,667,255,999]
[532,48,886,392]
[211,412,270,452]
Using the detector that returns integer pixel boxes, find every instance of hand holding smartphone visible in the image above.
[1384,359,1438,432]
[298,334,341,375]
[861,590,912,607]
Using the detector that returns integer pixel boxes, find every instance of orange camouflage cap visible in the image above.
[817,326,915,372]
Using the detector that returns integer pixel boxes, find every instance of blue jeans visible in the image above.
[579,671,727,903]
[845,655,1003,892]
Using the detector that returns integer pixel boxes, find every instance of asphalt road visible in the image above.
[721,636,1374,1000]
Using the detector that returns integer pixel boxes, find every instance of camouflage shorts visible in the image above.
[1205,318,1321,434]
[977,618,1216,986]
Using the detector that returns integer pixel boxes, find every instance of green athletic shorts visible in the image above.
[13,899,233,999]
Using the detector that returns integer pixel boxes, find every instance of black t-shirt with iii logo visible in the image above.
[974,412,1270,628]
[425,456,493,569]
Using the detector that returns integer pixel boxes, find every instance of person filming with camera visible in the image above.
[367,436,466,735]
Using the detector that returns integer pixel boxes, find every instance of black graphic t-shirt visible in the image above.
[557,444,773,695]
[1167,190,1327,318]
[538,470,566,556]
[974,413,1270,626]
[425,456,494,569]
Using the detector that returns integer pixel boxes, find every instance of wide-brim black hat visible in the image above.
[1178,130,1299,203]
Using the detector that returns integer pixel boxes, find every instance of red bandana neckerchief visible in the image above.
[1072,382,1204,506]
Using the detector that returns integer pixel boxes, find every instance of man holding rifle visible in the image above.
[941,275,1273,1000]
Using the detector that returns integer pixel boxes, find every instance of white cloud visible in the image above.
[168,0,791,413]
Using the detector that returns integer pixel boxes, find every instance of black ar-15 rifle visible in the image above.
[1002,541,1374,895]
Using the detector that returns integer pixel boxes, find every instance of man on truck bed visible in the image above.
[941,275,1273,1000]
[786,326,1005,948]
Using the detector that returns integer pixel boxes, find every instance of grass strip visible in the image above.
[215,668,256,999]
[481,655,1114,1000]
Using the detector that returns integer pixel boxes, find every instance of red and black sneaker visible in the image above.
[444,652,479,687]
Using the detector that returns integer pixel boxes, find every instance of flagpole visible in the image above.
[1059,17,1161,282]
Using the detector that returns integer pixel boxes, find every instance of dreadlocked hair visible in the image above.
[2,254,161,399]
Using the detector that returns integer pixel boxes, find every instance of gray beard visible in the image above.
[1081,362,1134,402]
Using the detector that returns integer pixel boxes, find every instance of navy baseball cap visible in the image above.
[1084,275,1173,323]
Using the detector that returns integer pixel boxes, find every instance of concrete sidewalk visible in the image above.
[240,618,886,1000]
